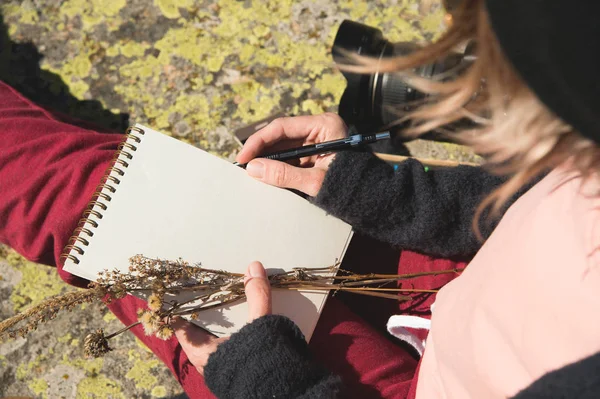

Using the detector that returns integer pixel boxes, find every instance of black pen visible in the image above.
[234,131,391,167]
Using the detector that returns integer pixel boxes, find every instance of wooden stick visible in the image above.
[374,152,479,167]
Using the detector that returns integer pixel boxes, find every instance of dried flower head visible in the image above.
[155,324,174,340]
[147,294,163,312]
[110,282,127,299]
[139,311,161,336]
[88,283,108,299]
[151,280,166,294]
[84,329,111,358]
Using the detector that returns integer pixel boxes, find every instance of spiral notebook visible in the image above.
[61,124,353,339]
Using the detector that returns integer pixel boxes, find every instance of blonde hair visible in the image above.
[343,0,600,235]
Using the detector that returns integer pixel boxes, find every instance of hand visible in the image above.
[172,261,272,375]
[236,113,348,197]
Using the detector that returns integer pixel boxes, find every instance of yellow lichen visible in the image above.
[252,25,271,38]
[42,46,94,100]
[154,25,209,68]
[154,0,195,19]
[102,0,127,17]
[134,337,153,354]
[61,354,98,373]
[29,378,49,399]
[206,54,225,73]
[60,355,125,398]
[7,250,67,312]
[301,99,325,115]
[68,80,91,99]
[336,0,438,43]
[119,41,151,58]
[106,46,120,58]
[439,141,481,162]
[67,53,93,77]
[421,8,447,38]
[0,3,20,16]
[18,8,39,25]
[118,52,167,80]
[103,312,118,323]
[58,333,73,343]
[314,73,346,100]
[151,386,168,398]
[125,350,160,390]
[348,2,370,21]
[60,0,127,27]
[16,354,47,380]
[283,81,311,99]
[77,375,125,399]
[232,79,281,123]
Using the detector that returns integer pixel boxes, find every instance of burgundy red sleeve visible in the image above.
[0,81,122,286]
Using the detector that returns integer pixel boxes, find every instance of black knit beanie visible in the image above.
[484,0,600,144]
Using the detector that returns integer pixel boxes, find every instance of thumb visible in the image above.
[246,159,326,197]
[244,261,272,322]
[171,317,223,374]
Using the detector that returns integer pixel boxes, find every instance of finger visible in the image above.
[236,115,325,163]
[172,317,223,375]
[244,261,272,322]
[172,317,215,351]
[246,158,327,197]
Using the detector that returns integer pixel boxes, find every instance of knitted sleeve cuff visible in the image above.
[204,315,342,399]
[313,150,386,222]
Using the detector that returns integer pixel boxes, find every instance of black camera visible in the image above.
[332,20,473,137]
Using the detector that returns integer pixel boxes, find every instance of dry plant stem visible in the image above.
[0,288,101,339]
[105,321,141,339]
[0,311,33,334]
[1,253,462,355]
[156,270,463,292]
[192,267,244,278]
[379,288,438,293]
[169,296,246,317]
[336,278,405,287]
[166,291,218,311]
[335,291,411,301]
[331,268,465,280]
[280,286,412,301]
[272,281,438,293]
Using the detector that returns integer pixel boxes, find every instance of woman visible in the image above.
[198,0,600,398]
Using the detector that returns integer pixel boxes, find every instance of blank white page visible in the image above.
[63,124,353,339]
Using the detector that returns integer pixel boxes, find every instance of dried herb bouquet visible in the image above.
[0,255,461,358]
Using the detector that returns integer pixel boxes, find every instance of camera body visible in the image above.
[332,20,472,137]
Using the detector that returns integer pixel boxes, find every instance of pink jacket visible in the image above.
[416,166,600,398]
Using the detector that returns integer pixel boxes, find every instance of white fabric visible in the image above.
[387,315,432,356]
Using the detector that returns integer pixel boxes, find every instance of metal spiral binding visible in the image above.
[60,126,145,265]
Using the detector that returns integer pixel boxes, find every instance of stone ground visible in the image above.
[0,1,478,398]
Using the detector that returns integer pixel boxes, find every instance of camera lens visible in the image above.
[332,21,389,133]
[333,20,464,135]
